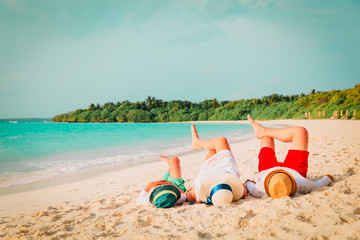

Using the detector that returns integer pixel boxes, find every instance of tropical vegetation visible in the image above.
[52,84,360,122]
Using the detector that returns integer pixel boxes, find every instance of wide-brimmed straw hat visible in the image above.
[264,169,297,199]
[199,174,244,205]
[149,185,181,208]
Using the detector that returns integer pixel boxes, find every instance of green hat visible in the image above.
[149,185,181,208]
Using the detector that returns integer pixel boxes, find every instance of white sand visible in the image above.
[0,119,359,239]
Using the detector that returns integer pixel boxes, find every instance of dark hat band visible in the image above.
[207,184,232,205]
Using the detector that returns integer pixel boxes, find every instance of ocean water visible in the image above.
[0,119,252,189]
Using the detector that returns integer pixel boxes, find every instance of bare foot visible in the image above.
[191,124,201,150]
[160,155,170,164]
[247,115,265,139]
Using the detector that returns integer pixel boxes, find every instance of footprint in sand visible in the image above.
[136,216,152,227]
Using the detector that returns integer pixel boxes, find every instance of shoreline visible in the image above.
[0,121,256,194]
[0,131,259,198]
[1,119,359,239]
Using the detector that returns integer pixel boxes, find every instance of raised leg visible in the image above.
[248,115,308,151]
[261,136,275,150]
[160,156,182,179]
[191,124,231,160]
[204,149,217,161]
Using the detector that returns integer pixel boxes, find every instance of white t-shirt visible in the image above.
[245,166,332,198]
[193,150,240,202]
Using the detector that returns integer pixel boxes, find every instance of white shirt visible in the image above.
[193,150,240,202]
[245,166,332,198]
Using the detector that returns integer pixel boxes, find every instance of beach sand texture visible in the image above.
[0,120,359,239]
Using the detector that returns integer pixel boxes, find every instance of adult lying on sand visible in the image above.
[136,156,187,208]
[246,115,334,199]
[186,124,247,205]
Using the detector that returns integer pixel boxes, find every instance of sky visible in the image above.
[0,0,359,118]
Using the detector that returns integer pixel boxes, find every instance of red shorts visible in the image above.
[258,147,309,178]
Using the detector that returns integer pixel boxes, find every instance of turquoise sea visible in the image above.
[0,119,252,189]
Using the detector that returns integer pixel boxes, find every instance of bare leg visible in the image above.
[192,124,231,151]
[191,124,231,159]
[160,156,182,179]
[261,136,275,150]
[204,149,217,161]
[248,115,308,151]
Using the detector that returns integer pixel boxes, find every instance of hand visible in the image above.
[245,179,256,185]
[325,174,334,182]
[241,183,247,199]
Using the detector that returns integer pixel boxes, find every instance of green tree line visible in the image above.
[52,84,360,122]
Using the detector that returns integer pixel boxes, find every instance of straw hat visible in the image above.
[149,185,181,208]
[199,174,244,205]
[264,169,297,199]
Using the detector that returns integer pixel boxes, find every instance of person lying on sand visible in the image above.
[245,115,334,199]
[136,156,187,208]
[186,124,247,205]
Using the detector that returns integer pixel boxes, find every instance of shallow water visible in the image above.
[0,119,252,188]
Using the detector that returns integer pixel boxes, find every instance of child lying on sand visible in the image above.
[245,115,334,198]
[186,124,247,205]
[136,156,187,208]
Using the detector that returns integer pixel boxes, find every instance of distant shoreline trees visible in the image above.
[52,84,360,122]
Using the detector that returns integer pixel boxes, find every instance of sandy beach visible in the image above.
[0,119,359,239]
